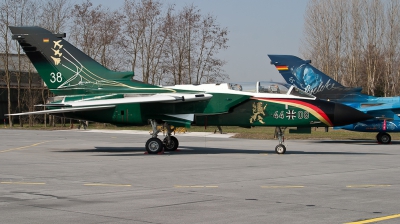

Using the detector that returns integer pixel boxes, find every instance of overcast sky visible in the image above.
[96,0,309,83]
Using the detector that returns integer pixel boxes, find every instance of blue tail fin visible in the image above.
[268,55,361,98]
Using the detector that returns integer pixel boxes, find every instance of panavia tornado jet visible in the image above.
[7,26,372,154]
[269,54,400,144]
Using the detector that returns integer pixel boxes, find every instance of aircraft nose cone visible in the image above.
[332,103,373,126]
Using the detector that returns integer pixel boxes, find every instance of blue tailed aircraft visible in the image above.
[4,26,373,154]
[268,54,400,144]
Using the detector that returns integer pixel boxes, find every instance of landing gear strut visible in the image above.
[274,127,287,154]
[163,123,179,151]
[145,120,180,154]
[376,132,391,144]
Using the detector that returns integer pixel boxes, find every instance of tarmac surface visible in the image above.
[1,128,400,224]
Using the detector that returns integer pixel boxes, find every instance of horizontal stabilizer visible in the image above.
[47,93,212,108]
[35,104,72,107]
[6,105,115,116]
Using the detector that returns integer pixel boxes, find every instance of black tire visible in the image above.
[376,133,381,143]
[378,132,391,144]
[145,138,164,154]
[163,136,179,151]
[275,144,286,154]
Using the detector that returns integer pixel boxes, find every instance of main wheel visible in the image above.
[163,136,179,151]
[145,138,164,154]
[275,144,286,154]
[377,132,391,144]
[376,133,381,143]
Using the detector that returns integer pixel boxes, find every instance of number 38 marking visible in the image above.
[50,72,63,83]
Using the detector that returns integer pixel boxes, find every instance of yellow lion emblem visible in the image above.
[250,102,267,124]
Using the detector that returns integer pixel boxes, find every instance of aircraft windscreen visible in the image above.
[229,82,256,92]
[228,81,314,99]
[229,81,292,94]
[257,81,291,94]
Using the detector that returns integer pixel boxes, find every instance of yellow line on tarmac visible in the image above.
[261,186,304,188]
[0,141,51,153]
[174,185,218,188]
[346,185,391,188]
[1,182,46,185]
[84,183,131,187]
[345,213,400,224]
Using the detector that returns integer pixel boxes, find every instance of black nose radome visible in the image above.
[332,103,373,126]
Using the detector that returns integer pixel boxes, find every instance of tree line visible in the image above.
[0,0,229,126]
[302,0,400,97]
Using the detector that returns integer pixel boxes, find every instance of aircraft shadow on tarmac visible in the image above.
[309,139,400,145]
[54,146,388,156]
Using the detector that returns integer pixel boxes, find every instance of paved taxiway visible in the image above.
[1,129,400,224]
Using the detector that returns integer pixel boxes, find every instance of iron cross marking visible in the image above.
[286,110,296,120]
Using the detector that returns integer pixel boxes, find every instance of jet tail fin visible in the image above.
[268,55,362,98]
[9,26,140,95]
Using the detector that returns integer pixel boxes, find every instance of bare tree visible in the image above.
[39,0,73,33]
[329,0,348,83]
[302,0,400,97]
[137,0,165,84]
[302,0,333,75]
[122,0,146,77]
[0,0,14,127]
[70,0,123,69]
[163,5,187,84]
[383,0,400,96]
[364,0,385,96]
[193,13,228,84]
[163,5,228,85]
[343,0,365,88]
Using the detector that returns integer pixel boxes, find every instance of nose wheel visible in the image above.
[275,144,286,154]
[274,127,287,154]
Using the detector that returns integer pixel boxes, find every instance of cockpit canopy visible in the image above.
[228,81,316,99]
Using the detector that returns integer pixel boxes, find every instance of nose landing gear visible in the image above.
[274,127,287,154]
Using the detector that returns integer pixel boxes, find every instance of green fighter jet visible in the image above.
[7,26,372,154]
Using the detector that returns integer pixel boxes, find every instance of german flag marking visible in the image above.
[275,65,289,71]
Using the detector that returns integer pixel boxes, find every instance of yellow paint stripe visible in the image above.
[344,213,400,224]
[1,182,46,185]
[261,186,304,188]
[346,185,391,188]
[174,185,218,188]
[0,141,50,153]
[84,183,131,187]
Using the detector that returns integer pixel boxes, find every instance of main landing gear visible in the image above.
[145,120,179,154]
[376,132,391,144]
[274,127,287,154]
